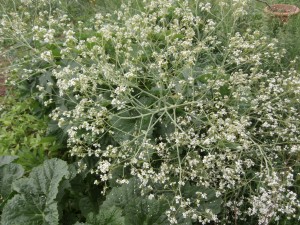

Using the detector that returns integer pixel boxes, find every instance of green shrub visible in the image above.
[0,156,173,225]
[0,0,300,224]
[0,94,62,171]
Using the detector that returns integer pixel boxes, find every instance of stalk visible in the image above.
[256,0,273,11]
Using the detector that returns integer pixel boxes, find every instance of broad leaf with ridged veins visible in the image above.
[1,158,69,225]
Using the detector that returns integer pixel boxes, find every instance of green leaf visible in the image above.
[174,211,193,225]
[182,183,222,215]
[73,206,124,225]
[109,112,138,143]
[38,71,56,96]
[109,110,153,144]
[101,179,168,225]
[86,206,125,225]
[16,148,46,171]
[0,163,24,199]
[0,155,19,167]
[1,194,51,225]
[101,178,140,209]
[1,158,69,225]
[123,197,168,225]
[79,197,98,217]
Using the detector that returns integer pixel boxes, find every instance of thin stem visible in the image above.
[256,0,273,11]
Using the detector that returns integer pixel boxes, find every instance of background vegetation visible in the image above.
[0,0,300,224]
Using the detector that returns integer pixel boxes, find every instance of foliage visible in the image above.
[0,157,175,225]
[0,93,62,171]
[0,156,24,211]
[1,158,69,225]
[100,178,170,225]
[252,0,300,69]
[75,206,125,225]
[0,157,91,224]
[0,0,300,224]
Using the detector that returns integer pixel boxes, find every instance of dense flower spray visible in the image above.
[1,0,299,224]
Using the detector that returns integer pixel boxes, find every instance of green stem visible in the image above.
[256,0,273,11]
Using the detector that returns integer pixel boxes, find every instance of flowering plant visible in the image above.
[1,0,300,224]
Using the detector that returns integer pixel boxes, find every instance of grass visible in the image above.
[248,0,300,69]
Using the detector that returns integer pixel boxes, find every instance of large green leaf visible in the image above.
[0,163,24,200]
[0,156,18,167]
[79,197,98,217]
[0,158,24,212]
[109,111,153,143]
[1,158,69,225]
[73,206,124,225]
[87,206,125,225]
[101,179,168,225]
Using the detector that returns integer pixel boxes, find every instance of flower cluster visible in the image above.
[1,0,300,224]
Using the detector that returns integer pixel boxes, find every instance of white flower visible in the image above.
[40,50,53,62]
